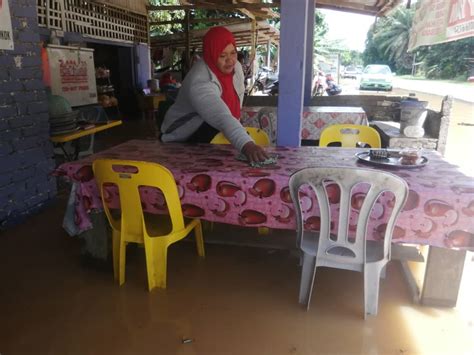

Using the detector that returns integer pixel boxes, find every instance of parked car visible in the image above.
[342,65,359,79]
[359,64,393,91]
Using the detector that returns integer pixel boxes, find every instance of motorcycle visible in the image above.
[311,70,326,96]
[248,66,278,95]
[265,80,279,96]
[325,74,342,96]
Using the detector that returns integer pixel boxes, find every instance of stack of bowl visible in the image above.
[48,95,80,136]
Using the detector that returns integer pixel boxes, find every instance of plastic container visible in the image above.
[147,79,160,93]
[400,93,428,137]
[399,147,422,165]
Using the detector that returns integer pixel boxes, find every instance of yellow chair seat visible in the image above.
[93,159,205,291]
[211,127,270,146]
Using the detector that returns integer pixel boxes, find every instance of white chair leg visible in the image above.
[380,264,387,279]
[364,264,382,319]
[299,252,317,309]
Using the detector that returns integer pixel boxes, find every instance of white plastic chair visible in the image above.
[289,167,408,318]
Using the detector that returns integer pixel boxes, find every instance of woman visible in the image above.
[160,26,268,163]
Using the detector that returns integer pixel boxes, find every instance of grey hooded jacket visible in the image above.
[160,60,252,152]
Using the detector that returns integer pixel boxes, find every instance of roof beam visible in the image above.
[147,1,281,11]
[150,18,251,26]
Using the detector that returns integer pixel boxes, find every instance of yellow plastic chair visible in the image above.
[92,159,205,291]
[211,127,270,146]
[319,124,381,148]
[211,127,270,235]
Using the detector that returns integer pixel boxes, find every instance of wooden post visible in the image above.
[183,10,191,76]
[266,39,271,68]
[277,0,309,146]
[276,44,280,73]
[250,20,258,84]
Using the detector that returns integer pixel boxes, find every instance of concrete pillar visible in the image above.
[135,43,152,89]
[304,0,314,105]
[277,0,309,147]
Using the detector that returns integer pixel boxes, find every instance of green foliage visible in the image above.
[417,37,472,80]
[363,5,471,79]
[191,9,244,30]
[149,0,184,36]
[363,7,414,74]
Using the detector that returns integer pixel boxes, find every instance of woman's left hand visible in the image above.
[242,142,270,163]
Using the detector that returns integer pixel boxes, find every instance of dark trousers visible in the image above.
[187,122,219,143]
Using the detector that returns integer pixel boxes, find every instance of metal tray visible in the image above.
[355,151,428,169]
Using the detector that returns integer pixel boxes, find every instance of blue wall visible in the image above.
[0,0,57,229]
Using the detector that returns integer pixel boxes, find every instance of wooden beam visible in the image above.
[150,18,251,26]
[148,1,281,11]
[314,2,378,16]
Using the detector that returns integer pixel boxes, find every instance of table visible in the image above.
[141,93,166,120]
[50,120,122,161]
[240,106,368,144]
[56,140,474,250]
[56,140,474,307]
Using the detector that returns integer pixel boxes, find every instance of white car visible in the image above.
[342,65,359,79]
[359,64,393,91]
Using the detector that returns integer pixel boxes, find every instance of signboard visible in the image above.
[46,45,98,106]
[408,0,474,51]
[0,0,14,50]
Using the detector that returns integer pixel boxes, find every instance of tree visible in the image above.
[149,0,185,37]
[417,37,473,80]
[363,7,414,73]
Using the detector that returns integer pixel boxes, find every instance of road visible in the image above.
[339,77,474,175]
[393,77,474,103]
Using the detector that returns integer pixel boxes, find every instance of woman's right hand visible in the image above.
[242,141,270,163]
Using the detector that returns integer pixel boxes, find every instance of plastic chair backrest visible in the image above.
[289,167,408,268]
[319,124,381,148]
[210,127,270,146]
[93,159,185,240]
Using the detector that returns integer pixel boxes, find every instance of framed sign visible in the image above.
[46,45,98,106]
[0,0,14,50]
[409,0,474,51]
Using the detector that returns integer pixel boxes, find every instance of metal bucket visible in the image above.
[400,99,428,137]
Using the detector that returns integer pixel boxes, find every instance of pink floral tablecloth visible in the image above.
[240,106,368,144]
[55,140,474,250]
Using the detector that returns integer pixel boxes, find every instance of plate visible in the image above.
[355,151,428,169]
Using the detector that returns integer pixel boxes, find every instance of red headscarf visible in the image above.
[203,26,240,120]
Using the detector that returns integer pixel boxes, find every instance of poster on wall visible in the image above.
[46,45,98,106]
[408,0,474,51]
[0,0,14,50]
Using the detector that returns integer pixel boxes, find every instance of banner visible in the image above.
[46,45,98,106]
[0,0,14,50]
[408,0,474,51]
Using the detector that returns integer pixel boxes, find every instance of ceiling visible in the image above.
[150,20,279,50]
[148,0,403,19]
[149,0,403,49]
